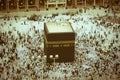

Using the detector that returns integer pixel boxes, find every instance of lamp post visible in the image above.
[38,55,47,80]
[49,54,59,80]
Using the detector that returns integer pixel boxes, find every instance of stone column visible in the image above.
[6,0,10,13]
[103,0,104,6]
[65,0,67,8]
[35,0,39,10]
[46,0,48,10]
[94,0,96,6]
[82,0,83,7]
[17,0,19,11]
[75,0,77,7]
[26,0,28,11]
[85,0,86,7]
[55,0,58,10]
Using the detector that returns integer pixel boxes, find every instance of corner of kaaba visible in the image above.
[44,22,75,63]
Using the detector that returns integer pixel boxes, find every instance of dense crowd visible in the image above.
[0,7,120,80]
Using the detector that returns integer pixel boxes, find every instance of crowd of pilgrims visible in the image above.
[0,7,120,80]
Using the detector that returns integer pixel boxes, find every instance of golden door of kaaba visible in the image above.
[44,22,75,63]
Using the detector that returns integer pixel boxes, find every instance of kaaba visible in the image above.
[44,22,75,63]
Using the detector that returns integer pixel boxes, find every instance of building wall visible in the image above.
[0,0,119,12]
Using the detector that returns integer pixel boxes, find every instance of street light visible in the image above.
[50,54,59,66]
[49,54,59,80]
[38,55,47,80]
